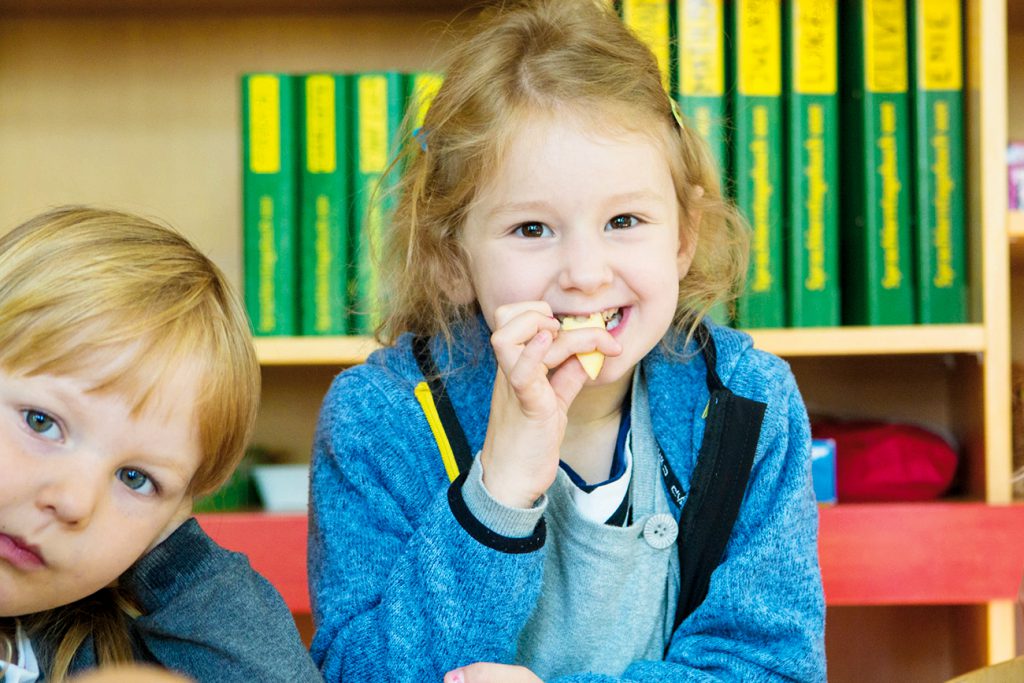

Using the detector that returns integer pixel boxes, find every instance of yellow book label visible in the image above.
[930,100,956,287]
[257,195,278,331]
[314,194,333,331]
[411,73,444,128]
[749,105,775,292]
[678,0,724,96]
[917,0,962,91]
[794,0,837,94]
[622,0,671,91]
[738,0,781,97]
[804,104,829,291]
[248,75,281,174]
[305,75,336,174]
[359,76,388,174]
[864,0,908,93]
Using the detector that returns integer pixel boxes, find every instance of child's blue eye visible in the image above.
[22,410,63,441]
[607,214,639,230]
[117,468,156,495]
[514,222,552,238]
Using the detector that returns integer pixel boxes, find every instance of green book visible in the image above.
[350,71,406,336]
[909,0,967,323]
[299,73,351,335]
[839,0,915,325]
[729,0,785,328]
[241,73,299,336]
[676,0,727,182]
[784,0,840,327]
[407,71,444,132]
[620,0,672,92]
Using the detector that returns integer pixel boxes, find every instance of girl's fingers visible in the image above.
[445,663,544,683]
[502,329,557,414]
[490,306,559,373]
[540,326,622,370]
[547,359,590,408]
[492,300,553,329]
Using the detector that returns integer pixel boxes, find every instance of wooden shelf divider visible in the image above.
[255,325,988,367]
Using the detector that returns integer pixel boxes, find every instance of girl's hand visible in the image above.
[444,663,544,683]
[480,301,620,508]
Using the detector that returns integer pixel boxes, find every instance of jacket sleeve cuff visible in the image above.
[448,455,546,554]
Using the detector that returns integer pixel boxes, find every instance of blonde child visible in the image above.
[0,207,322,682]
[308,1,825,680]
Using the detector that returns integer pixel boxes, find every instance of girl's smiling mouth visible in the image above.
[555,307,625,333]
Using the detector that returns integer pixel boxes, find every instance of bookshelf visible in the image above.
[0,0,1017,680]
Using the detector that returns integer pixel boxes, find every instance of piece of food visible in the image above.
[560,312,606,380]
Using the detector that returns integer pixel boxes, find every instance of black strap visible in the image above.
[411,336,473,476]
[671,323,765,630]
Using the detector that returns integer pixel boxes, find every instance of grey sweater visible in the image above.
[39,519,322,682]
[470,369,679,679]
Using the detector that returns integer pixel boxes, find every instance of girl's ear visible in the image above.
[677,185,704,274]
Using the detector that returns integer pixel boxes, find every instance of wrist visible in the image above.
[479,452,544,509]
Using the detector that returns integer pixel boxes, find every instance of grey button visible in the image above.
[642,513,678,550]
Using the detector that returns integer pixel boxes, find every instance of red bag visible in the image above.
[811,421,959,502]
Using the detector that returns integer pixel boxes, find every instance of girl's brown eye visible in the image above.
[516,222,549,238]
[608,214,638,230]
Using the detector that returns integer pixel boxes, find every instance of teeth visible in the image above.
[559,308,621,327]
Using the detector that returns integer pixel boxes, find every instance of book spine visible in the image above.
[407,71,444,131]
[730,0,785,328]
[241,73,298,336]
[299,73,350,335]
[350,72,406,336]
[620,0,672,91]
[840,0,915,325]
[785,0,840,327]
[676,0,727,184]
[909,0,967,323]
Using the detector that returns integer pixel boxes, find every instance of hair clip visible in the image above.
[670,99,685,131]
[413,127,429,151]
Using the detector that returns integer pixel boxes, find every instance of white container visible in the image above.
[252,464,310,512]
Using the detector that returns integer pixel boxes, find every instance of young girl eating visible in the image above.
[308,1,825,680]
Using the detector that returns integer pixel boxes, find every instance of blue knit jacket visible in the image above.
[308,317,826,682]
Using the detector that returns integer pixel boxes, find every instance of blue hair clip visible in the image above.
[413,126,429,151]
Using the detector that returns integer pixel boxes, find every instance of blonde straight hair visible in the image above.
[0,206,260,680]
[377,0,748,347]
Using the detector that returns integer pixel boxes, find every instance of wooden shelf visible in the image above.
[255,335,379,366]
[197,503,1024,613]
[1010,210,1024,262]
[749,325,986,357]
[254,325,988,366]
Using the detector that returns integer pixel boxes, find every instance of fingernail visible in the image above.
[445,671,464,683]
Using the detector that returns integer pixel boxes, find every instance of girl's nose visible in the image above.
[557,235,614,293]
[36,467,103,528]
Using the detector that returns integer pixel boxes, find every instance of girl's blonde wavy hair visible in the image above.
[0,206,260,681]
[377,0,748,348]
